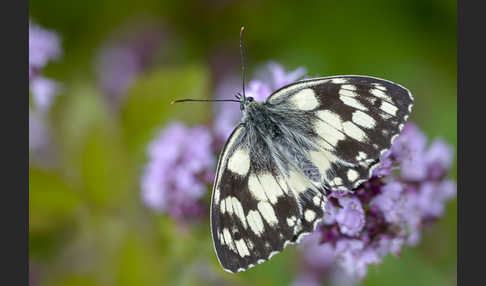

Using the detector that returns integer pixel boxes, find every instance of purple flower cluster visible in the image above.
[293,123,456,285]
[29,21,62,116]
[96,23,164,108]
[29,21,62,165]
[141,122,215,221]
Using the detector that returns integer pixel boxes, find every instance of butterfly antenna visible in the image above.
[171,99,240,104]
[240,26,247,103]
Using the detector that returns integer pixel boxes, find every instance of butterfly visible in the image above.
[173,28,413,273]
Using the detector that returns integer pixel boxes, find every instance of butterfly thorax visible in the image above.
[241,100,282,138]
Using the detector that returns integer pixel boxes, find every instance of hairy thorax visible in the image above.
[242,101,282,138]
[241,100,323,183]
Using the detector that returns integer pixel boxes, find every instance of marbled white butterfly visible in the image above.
[173,27,413,273]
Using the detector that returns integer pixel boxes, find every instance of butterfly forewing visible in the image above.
[266,75,413,190]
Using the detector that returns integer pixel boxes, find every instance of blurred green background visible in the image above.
[29,0,456,285]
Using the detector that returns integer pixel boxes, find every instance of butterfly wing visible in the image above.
[210,124,327,273]
[265,75,414,191]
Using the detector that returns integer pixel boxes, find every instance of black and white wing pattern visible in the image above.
[265,75,414,190]
[210,75,413,273]
[210,124,327,273]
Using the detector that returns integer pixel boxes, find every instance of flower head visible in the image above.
[29,22,61,79]
[141,122,215,221]
[335,197,365,237]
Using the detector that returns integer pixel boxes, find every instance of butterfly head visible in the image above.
[239,96,255,111]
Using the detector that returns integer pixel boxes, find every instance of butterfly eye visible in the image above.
[247,97,254,102]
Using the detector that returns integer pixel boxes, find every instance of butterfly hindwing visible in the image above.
[265,75,413,191]
[210,124,327,273]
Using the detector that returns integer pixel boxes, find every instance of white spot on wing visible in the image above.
[370,87,391,101]
[304,209,316,222]
[220,198,226,214]
[309,150,337,178]
[347,169,359,181]
[332,177,343,186]
[331,78,347,84]
[341,84,357,91]
[222,228,236,252]
[227,148,250,176]
[277,176,290,195]
[287,171,314,195]
[231,197,247,229]
[259,173,285,204]
[258,201,279,226]
[340,96,368,111]
[247,210,265,236]
[314,120,345,146]
[218,231,224,244]
[357,151,368,160]
[287,216,296,227]
[291,88,319,111]
[248,175,267,201]
[352,110,376,129]
[380,101,398,116]
[316,110,343,130]
[224,197,233,215]
[343,121,368,142]
[339,88,357,97]
[213,188,220,204]
[373,84,387,91]
[235,239,250,257]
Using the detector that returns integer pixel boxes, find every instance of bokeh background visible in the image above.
[29,0,457,285]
